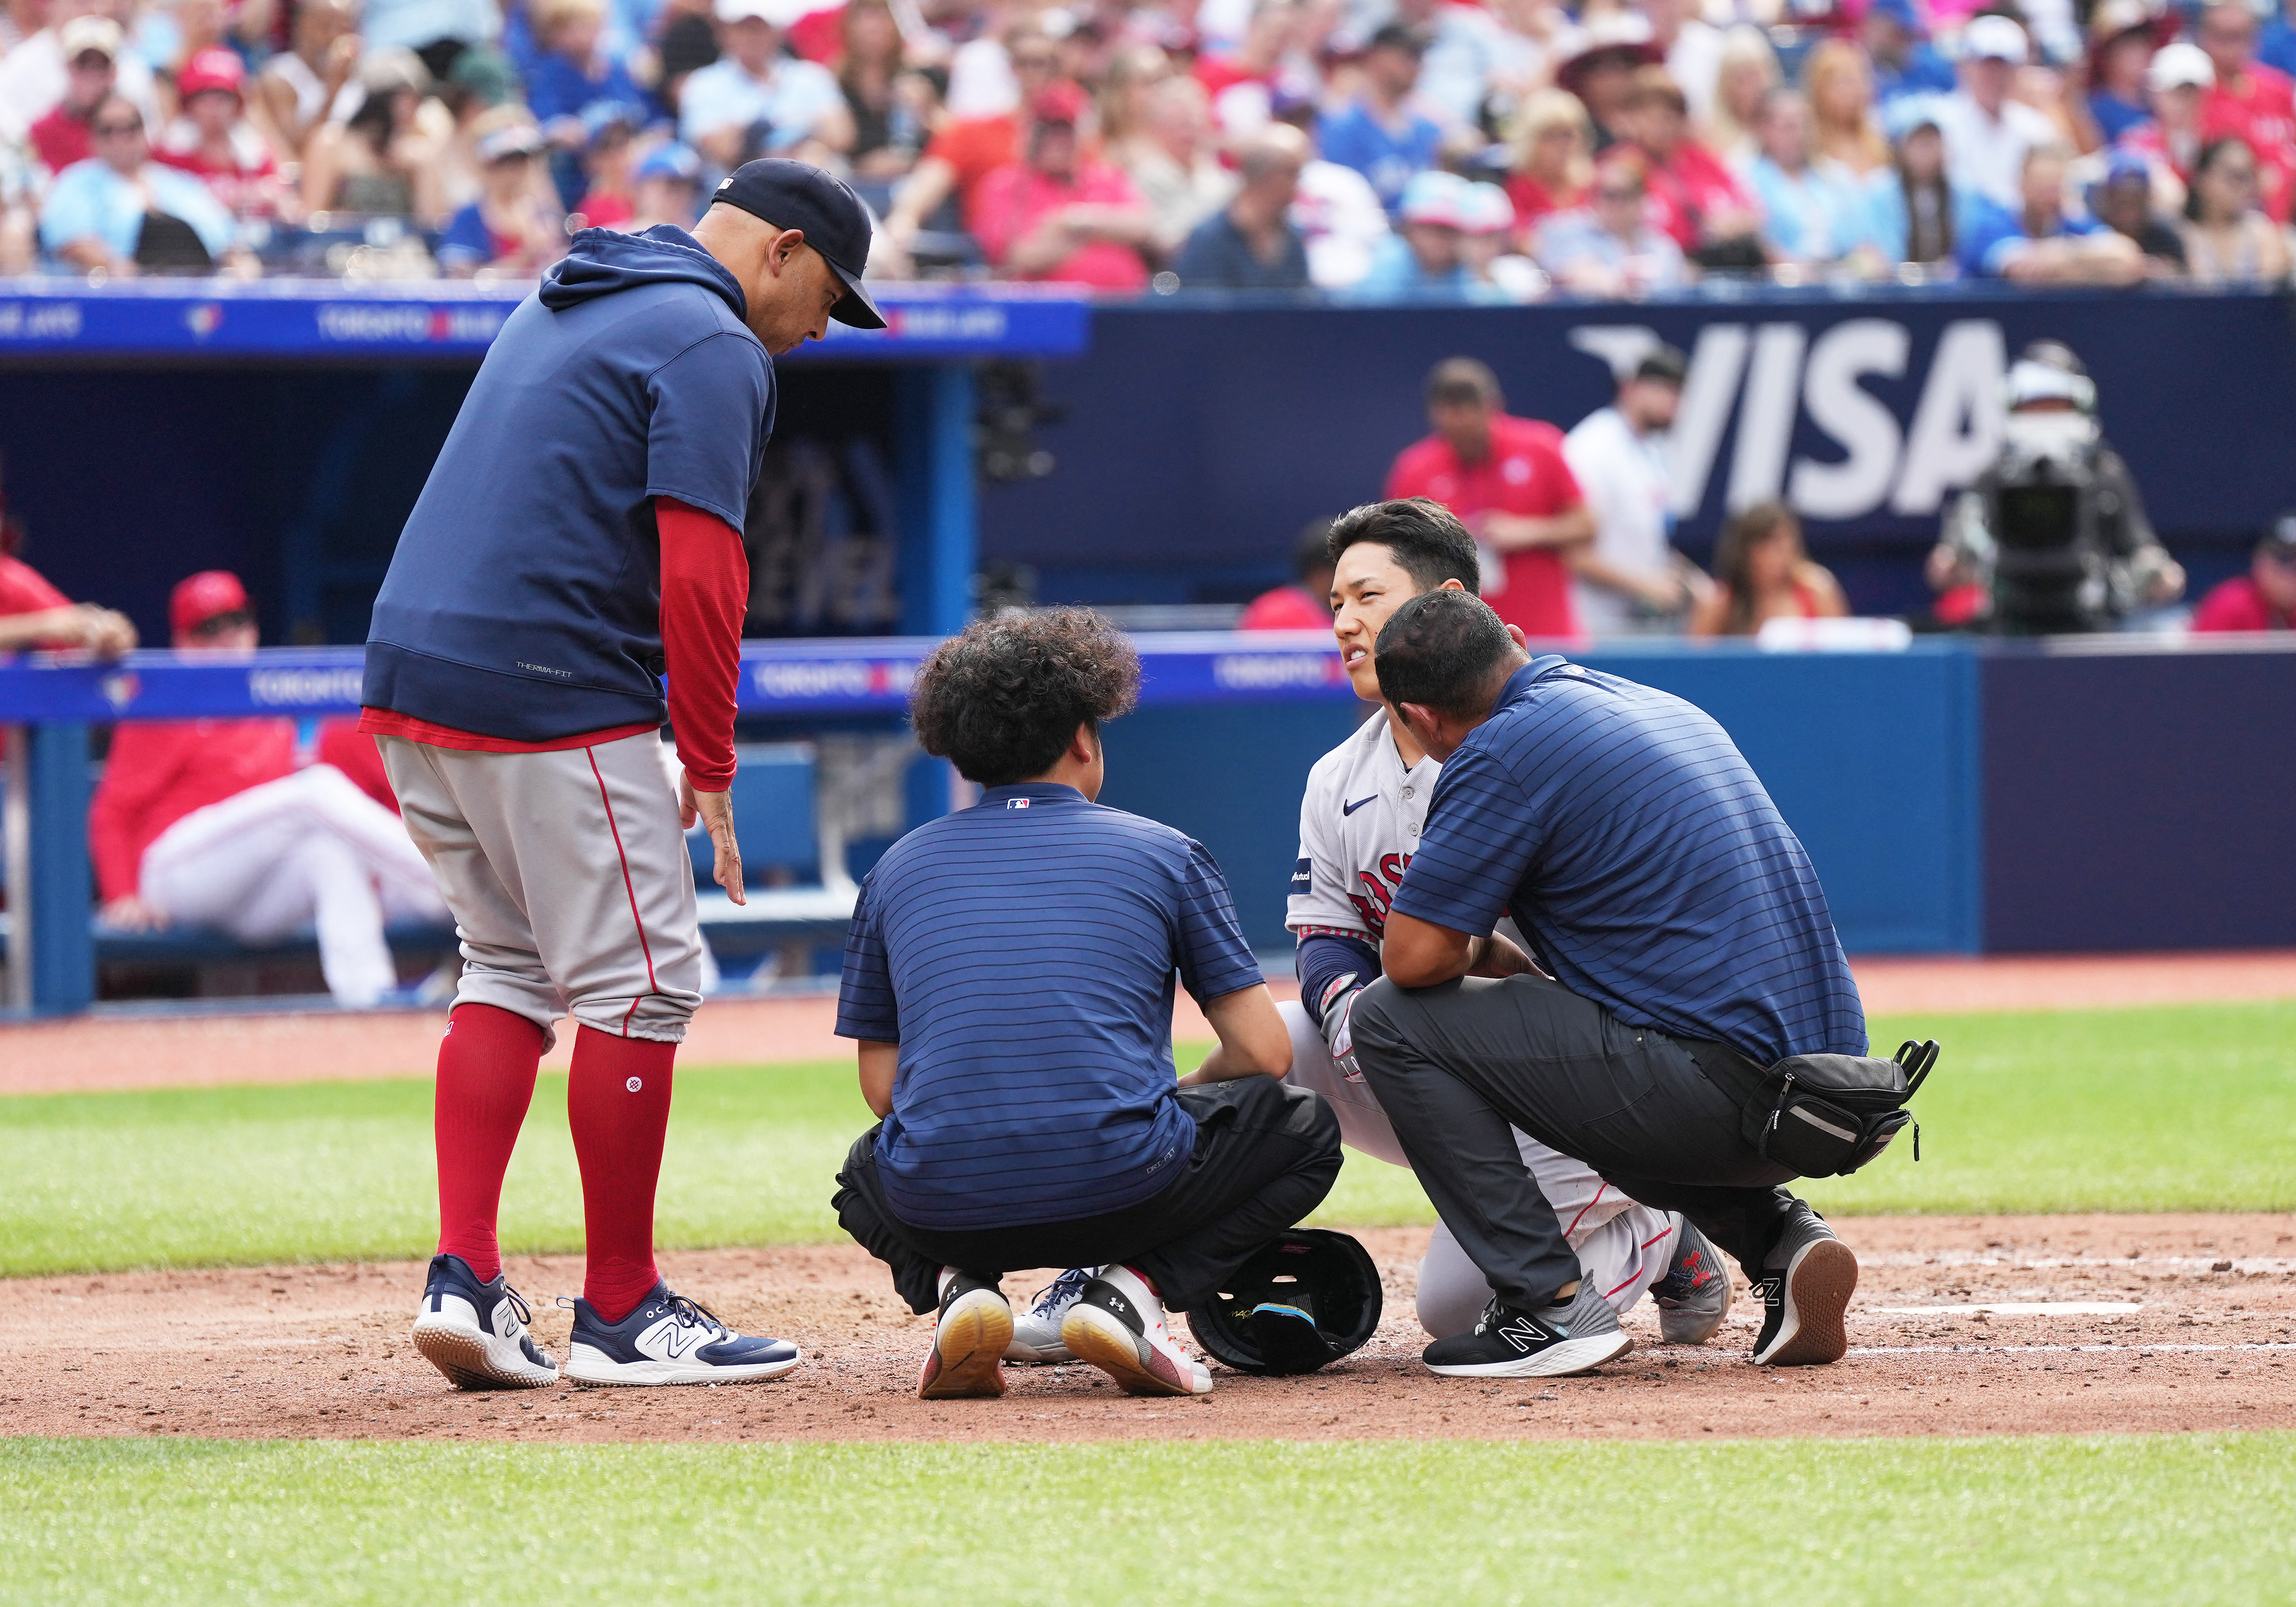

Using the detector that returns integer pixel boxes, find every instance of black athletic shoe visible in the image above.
[1422,1284,1633,1378]
[1750,1209,1859,1366]
[920,1270,1012,1399]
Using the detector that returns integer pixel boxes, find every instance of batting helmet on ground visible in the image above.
[1186,1230,1383,1375]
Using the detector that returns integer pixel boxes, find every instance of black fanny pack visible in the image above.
[1686,1038,1940,1179]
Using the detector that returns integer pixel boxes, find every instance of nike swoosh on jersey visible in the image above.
[1342,794,1378,815]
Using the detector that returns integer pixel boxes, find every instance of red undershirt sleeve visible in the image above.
[655,496,750,793]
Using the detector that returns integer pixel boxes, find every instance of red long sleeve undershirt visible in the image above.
[656,496,750,793]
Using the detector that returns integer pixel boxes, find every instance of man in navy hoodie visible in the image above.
[363,160,884,1392]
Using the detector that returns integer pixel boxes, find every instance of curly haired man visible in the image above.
[830,608,1343,1401]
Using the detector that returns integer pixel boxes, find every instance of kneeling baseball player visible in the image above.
[831,609,1343,1401]
[1001,500,1731,1369]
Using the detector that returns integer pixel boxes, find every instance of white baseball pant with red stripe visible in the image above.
[1279,1001,1679,1337]
[378,729,704,1044]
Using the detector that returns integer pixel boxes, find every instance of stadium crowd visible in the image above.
[3,0,2296,291]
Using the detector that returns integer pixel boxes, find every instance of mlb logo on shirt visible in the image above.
[1007,797,1031,810]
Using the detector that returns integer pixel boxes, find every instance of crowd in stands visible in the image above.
[6,0,2296,289]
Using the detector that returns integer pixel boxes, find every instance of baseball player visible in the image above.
[1003,499,1732,1364]
[362,160,883,1390]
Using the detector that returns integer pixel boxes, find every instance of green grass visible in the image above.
[2,1003,2292,1278]
[4,1433,2292,1605]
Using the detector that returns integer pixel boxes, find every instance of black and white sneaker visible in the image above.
[562,1281,802,1387]
[1750,1209,1858,1366]
[1060,1265,1213,1396]
[410,1254,559,1390]
[1422,1284,1633,1378]
[920,1270,1012,1400]
[1004,1267,1093,1364]
[1650,1217,1734,1346]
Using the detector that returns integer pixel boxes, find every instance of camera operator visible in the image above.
[1927,341,2184,634]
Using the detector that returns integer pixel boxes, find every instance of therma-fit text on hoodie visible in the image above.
[363,227,774,745]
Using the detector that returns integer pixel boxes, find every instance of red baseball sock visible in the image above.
[433,1003,547,1284]
[567,1026,676,1324]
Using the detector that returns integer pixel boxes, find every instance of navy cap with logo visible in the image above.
[711,157,886,329]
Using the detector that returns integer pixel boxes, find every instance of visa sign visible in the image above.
[1574,318,2008,525]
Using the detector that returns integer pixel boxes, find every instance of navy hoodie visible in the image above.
[364,227,774,741]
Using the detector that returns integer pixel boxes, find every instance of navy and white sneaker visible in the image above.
[1750,1209,1858,1367]
[410,1253,558,1390]
[1650,1217,1734,1346]
[561,1281,802,1387]
[1422,1284,1632,1379]
[1004,1267,1094,1364]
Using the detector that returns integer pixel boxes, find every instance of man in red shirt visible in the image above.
[0,555,137,654]
[1384,358,1595,639]
[2191,522,2296,631]
[971,82,1154,289]
[86,571,444,1006]
[878,23,1061,267]
[27,14,120,178]
[2198,1,2296,222]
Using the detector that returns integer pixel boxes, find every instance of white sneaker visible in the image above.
[1005,1267,1094,1363]
[1060,1264,1213,1396]
[561,1281,802,1387]
[409,1254,558,1390]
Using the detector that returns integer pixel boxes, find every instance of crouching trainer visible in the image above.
[831,609,1342,1401]
[1352,589,1868,1378]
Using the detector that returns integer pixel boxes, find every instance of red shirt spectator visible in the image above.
[152,49,287,217]
[0,553,71,621]
[971,84,1154,289]
[1386,360,1593,640]
[2198,2,2296,221]
[31,100,97,174]
[927,113,1022,215]
[787,3,846,63]
[89,717,299,901]
[0,552,138,654]
[1503,171,1588,242]
[1643,137,1755,250]
[1238,585,1335,629]
[28,15,122,177]
[2190,531,2296,630]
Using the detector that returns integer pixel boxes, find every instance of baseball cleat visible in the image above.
[920,1272,1013,1400]
[1005,1266,1093,1364]
[1751,1211,1858,1366]
[1061,1265,1213,1397]
[1651,1217,1734,1346]
[411,1254,559,1390]
[1422,1284,1633,1378]
[562,1281,802,1386]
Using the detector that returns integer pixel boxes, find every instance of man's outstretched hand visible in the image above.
[680,770,746,907]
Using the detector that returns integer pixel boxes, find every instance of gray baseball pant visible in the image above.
[378,729,704,1044]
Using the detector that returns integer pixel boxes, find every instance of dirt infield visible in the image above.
[6,951,2295,1097]
[6,1215,2288,1445]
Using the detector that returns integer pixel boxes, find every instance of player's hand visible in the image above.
[79,605,138,658]
[681,772,746,907]
[1471,932,1542,980]
[100,895,166,932]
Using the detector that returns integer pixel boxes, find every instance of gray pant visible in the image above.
[1350,973,1803,1311]
[380,730,705,1044]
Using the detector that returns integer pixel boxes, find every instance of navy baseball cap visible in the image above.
[711,157,885,329]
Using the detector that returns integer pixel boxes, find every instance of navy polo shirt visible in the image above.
[1392,657,1866,1065]
[835,782,1265,1230]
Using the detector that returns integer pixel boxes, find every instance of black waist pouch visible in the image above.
[1749,1040,1940,1177]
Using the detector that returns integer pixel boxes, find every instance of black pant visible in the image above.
[833,1075,1343,1315]
[1350,973,1805,1311]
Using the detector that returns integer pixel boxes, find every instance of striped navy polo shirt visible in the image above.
[835,782,1265,1230]
[1391,657,1865,1066]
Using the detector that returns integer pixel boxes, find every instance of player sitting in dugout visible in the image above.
[89,571,447,1007]
[831,608,1344,1401]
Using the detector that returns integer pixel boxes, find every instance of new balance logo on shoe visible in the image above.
[660,1323,702,1359]
[1497,1317,1548,1353]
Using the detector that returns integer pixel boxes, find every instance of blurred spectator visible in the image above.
[1934,14,2055,209]
[1803,38,1888,177]
[2196,0,2296,223]
[302,49,447,219]
[568,100,644,223]
[1196,0,1304,137]
[2090,146,2186,274]
[362,0,495,79]
[1702,24,1780,170]
[1459,179,1540,298]
[1553,12,1660,147]
[1642,0,1723,126]
[1171,121,1309,288]
[1276,95,1392,288]
[154,48,295,220]
[1535,144,1688,293]
[0,0,41,53]
[880,21,1059,265]
[26,13,121,177]
[252,0,365,160]
[2265,0,2296,81]
[430,46,528,214]
[2181,136,2292,282]
[0,0,161,149]
[681,0,854,171]
[1862,0,1956,108]
[971,82,1153,288]
[1100,42,1170,153]
[1688,501,1847,637]
[656,5,723,111]
[1625,66,1762,267]
[1237,520,1337,630]
[1404,0,1513,133]
[2086,0,2162,146]
[40,94,242,272]
[1384,357,1593,640]
[1317,22,1442,214]
[1959,142,2144,282]
[2123,42,2213,201]
[1564,344,1701,636]
[437,113,566,274]
[88,571,446,1009]
[1502,87,1591,240]
[0,538,137,655]
[840,0,926,180]
[1355,166,1470,294]
[2190,520,2296,631]
[526,0,652,198]
[1744,89,1867,264]
[1865,94,1972,270]
[1123,75,1235,263]
[626,138,705,227]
